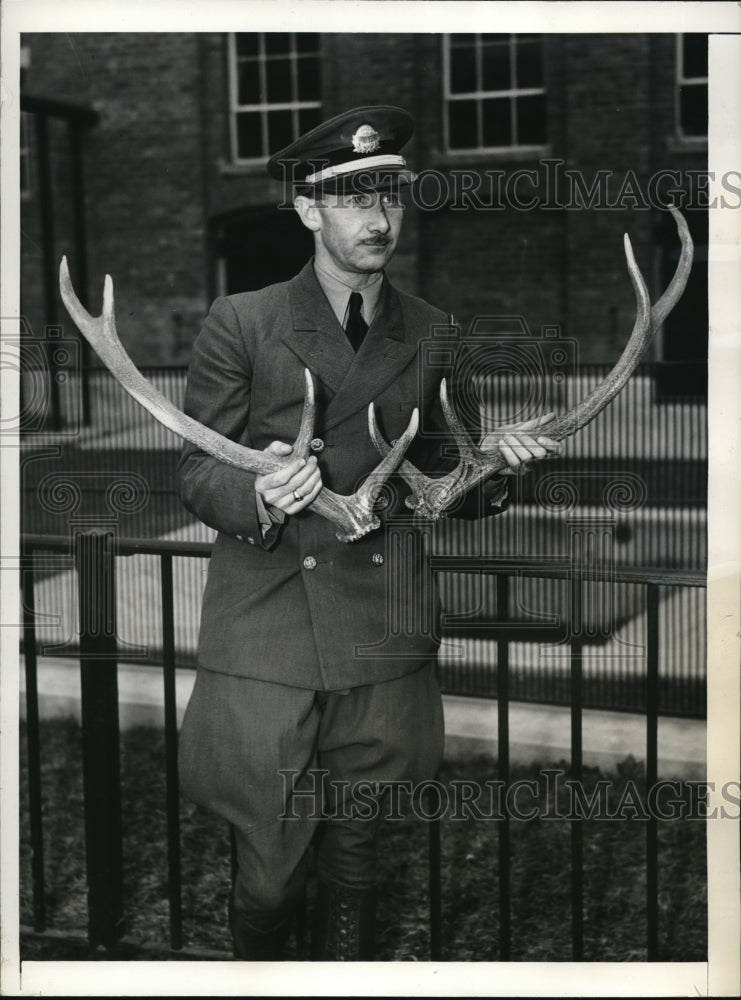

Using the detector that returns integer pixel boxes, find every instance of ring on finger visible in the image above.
[293,490,304,502]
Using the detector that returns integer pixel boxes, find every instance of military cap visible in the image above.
[267,105,416,193]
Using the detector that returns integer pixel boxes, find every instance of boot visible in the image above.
[229,895,293,960]
[310,879,377,961]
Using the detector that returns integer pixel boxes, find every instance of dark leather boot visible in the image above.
[310,879,377,961]
[229,895,293,960]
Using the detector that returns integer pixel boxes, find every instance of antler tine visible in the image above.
[652,206,694,330]
[360,405,419,506]
[370,208,694,520]
[368,388,479,517]
[544,229,651,440]
[292,368,316,460]
[59,258,421,543]
[60,257,284,475]
[439,378,479,460]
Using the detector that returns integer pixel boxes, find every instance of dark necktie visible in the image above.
[345,291,368,352]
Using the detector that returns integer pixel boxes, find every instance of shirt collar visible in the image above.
[312,260,384,328]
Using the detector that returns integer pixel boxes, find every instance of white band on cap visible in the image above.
[304,154,407,185]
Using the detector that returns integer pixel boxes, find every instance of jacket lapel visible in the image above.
[282,261,355,396]
[282,261,418,430]
[323,278,418,430]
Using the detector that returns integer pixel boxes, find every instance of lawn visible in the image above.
[19,717,706,962]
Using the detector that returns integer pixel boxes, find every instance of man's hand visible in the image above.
[255,441,323,514]
[480,412,562,475]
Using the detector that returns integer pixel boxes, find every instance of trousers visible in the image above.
[178,660,444,931]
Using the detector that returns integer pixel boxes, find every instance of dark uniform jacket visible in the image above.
[177,261,506,690]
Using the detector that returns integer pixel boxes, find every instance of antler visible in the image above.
[371,207,694,519]
[59,257,417,542]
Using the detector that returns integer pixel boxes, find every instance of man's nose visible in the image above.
[367,202,391,233]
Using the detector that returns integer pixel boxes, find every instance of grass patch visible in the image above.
[19,717,706,962]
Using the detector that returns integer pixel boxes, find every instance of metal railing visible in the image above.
[20,531,706,960]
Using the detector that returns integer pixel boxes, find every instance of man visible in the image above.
[176,106,559,961]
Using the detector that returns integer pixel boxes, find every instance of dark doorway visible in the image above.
[212,206,315,296]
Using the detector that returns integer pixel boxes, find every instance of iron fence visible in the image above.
[20,532,706,960]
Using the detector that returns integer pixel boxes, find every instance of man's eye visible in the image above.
[381,193,402,208]
[351,194,374,208]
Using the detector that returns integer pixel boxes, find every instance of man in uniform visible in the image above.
[176,106,559,961]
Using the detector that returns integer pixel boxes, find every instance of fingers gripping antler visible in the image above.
[59,257,417,542]
[372,207,694,519]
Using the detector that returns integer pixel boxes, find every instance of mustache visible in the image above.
[360,236,392,246]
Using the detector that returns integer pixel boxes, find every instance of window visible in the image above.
[676,34,707,140]
[228,32,322,163]
[444,34,546,152]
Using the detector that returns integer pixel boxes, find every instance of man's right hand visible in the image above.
[255,441,323,515]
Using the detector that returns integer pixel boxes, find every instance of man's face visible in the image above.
[304,188,405,277]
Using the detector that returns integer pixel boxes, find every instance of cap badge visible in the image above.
[351,124,381,155]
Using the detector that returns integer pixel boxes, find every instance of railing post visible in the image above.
[646,582,660,959]
[161,553,183,951]
[21,548,46,932]
[75,527,124,950]
[496,572,511,961]
[428,814,442,961]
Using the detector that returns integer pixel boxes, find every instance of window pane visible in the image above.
[516,93,546,144]
[235,33,259,57]
[295,32,319,54]
[516,39,543,88]
[297,57,320,101]
[482,97,512,146]
[480,33,508,44]
[266,58,292,103]
[450,44,477,93]
[682,34,707,79]
[237,60,261,105]
[267,109,294,152]
[299,106,322,135]
[481,40,510,91]
[680,83,707,137]
[236,111,263,158]
[448,99,478,149]
[264,33,292,56]
[450,33,476,46]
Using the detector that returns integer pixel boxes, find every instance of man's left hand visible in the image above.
[480,412,562,475]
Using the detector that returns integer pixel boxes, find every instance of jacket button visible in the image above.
[372,553,384,566]
[303,556,317,570]
[310,437,324,453]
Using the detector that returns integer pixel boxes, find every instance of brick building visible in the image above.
[20,31,707,375]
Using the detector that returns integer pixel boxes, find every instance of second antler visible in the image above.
[59,258,417,542]
[370,207,694,519]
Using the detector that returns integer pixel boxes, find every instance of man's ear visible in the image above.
[294,195,321,233]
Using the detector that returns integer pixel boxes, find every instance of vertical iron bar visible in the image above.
[161,554,183,951]
[21,547,46,931]
[570,576,584,961]
[76,530,124,950]
[428,815,442,960]
[34,112,61,430]
[496,573,511,960]
[646,582,660,959]
[68,120,92,425]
